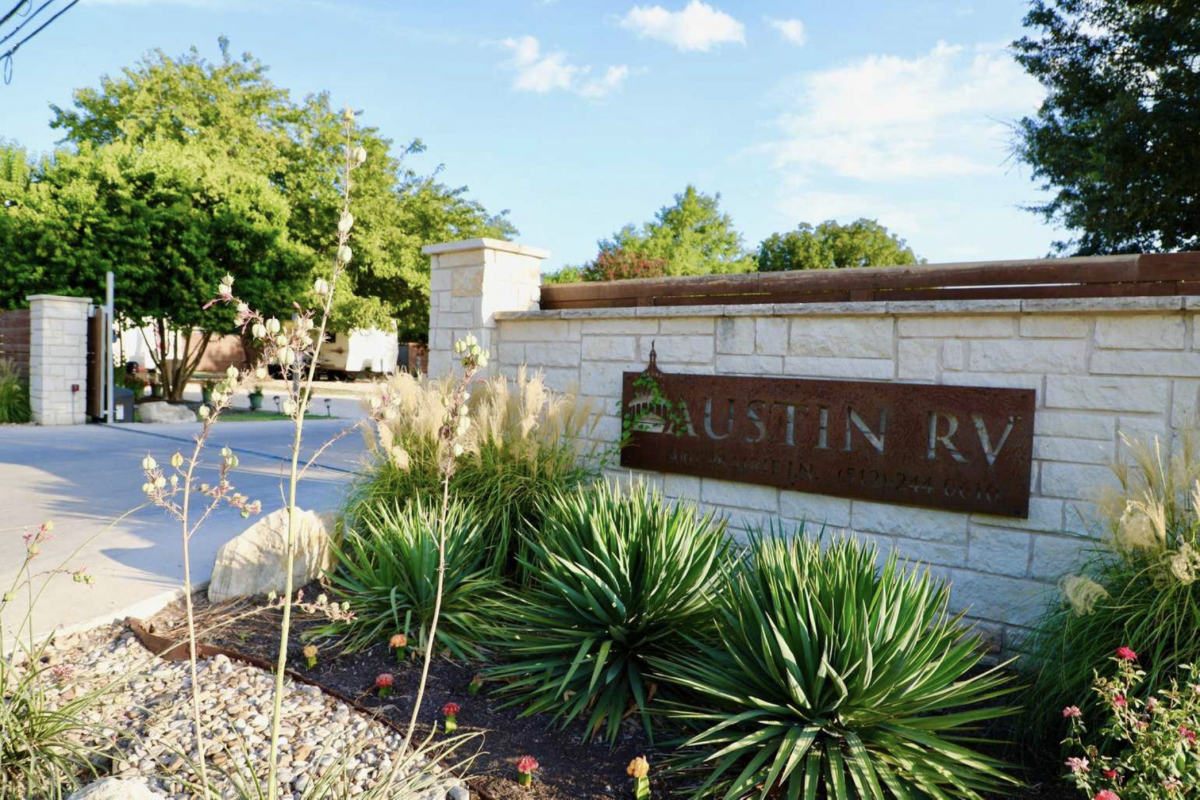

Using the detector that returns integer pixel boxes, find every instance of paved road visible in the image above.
[0,397,374,644]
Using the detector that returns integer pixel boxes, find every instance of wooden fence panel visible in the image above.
[0,308,31,377]
[539,252,1200,310]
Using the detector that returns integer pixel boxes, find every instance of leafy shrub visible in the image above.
[0,357,31,423]
[348,366,599,577]
[488,481,732,744]
[1023,432,1200,737]
[653,531,1020,800]
[1062,649,1200,798]
[318,497,500,660]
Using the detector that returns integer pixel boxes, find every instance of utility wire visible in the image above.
[1,0,77,84]
[0,0,32,29]
[0,0,60,46]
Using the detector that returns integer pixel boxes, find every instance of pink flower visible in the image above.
[516,755,539,775]
[1103,769,1118,780]
[1063,706,1083,718]
[1116,646,1138,661]
[1181,725,1196,745]
[1113,694,1127,709]
[443,702,460,717]
[375,673,394,688]
[1066,757,1090,775]
[1095,791,1120,800]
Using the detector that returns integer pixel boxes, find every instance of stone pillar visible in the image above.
[423,238,548,376]
[27,294,91,425]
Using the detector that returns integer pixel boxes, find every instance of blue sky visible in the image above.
[2,0,1059,273]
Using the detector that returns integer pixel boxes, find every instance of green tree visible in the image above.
[0,139,310,399]
[757,219,922,272]
[1013,0,1200,254]
[46,38,513,339]
[604,185,755,276]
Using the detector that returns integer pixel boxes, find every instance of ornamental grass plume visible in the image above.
[627,756,650,800]
[442,702,459,734]
[375,673,394,698]
[515,755,539,788]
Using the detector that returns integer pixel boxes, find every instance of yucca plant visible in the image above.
[652,530,1021,800]
[0,356,31,424]
[488,481,733,744]
[317,497,500,660]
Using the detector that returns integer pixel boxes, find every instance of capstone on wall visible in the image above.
[423,240,1197,651]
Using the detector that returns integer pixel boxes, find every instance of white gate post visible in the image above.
[27,294,91,425]
[422,238,547,376]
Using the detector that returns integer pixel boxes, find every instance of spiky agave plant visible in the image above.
[652,530,1021,800]
[318,496,501,660]
[488,480,733,744]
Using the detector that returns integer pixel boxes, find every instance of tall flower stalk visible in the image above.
[205,107,366,799]
[141,376,260,796]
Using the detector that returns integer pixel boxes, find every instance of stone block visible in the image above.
[754,317,789,356]
[499,319,577,342]
[894,538,967,568]
[942,340,965,370]
[1041,461,1119,500]
[580,360,644,398]
[1094,314,1185,349]
[716,318,755,355]
[789,316,893,358]
[659,317,714,335]
[968,527,1032,577]
[1033,435,1113,465]
[897,315,1014,338]
[1034,410,1116,441]
[1030,534,1093,580]
[851,501,968,543]
[1045,376,1169,413]
[1091,350,1200,377]
[663,474,701,501]
[639,335,713,364]
[701,478,779,512]
[972,497,1065,533]
[525,341,583,367]
[967,339,1087,374]
[450,266,484,297]
[1172,379,1200,427]
[898,339,939,380]
[945,569,1049,627]
[1019,315,1091,338]
[582,336,637,362]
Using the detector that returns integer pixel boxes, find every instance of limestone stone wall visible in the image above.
[423,239,1198,649]
[27,294,91,426]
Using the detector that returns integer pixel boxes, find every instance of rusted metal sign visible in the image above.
[620,350,1035,517]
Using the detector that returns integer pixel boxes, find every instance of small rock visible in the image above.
[68,777,168,800]
[207,508,333,602]
[138,402,197,424]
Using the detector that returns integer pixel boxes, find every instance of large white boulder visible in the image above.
[208,507,333,603]
[138,401,197,424]
[68,777,167,800]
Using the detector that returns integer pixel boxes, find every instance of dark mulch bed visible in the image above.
[142,587,1076,800]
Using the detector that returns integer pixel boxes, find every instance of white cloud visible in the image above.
[766,17,805,47]
[765,41,1043,182]
[620,1,745,52]
[501,35,630,99]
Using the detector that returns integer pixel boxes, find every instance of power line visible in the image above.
[0,0,58,46]
[0,0,32,29]
[1,0,77,85]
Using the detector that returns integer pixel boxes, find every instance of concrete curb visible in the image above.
[43,581,208,643]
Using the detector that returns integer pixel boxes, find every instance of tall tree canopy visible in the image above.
[36,38,514,339]
[0,139,310,399]
[1013,0,1200,254]
[602,185,755,277]
[757,219,922,272]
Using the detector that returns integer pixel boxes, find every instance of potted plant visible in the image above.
[248,385,264,411]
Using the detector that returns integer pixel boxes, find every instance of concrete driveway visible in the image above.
[0,400,374,644]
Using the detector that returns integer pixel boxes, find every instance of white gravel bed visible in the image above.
[37,626,468,800]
